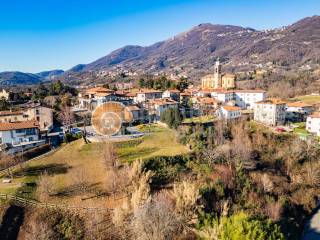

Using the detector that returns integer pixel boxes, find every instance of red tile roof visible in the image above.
[0,111,23,117]
[287,102,312,108]
[0,120,39,131]
[222,106,241,111]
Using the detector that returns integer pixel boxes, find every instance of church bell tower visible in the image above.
[214,57,222,88]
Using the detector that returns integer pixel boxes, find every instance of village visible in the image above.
[0,58,318,158]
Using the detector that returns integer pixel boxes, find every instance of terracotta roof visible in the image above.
[198,97,219,105]
[180,92,191,96]
[125,92,137,97]
[256,98,286,105]
[0,120,39,131]
[87,87,114,94]
[95,92,113,97]
[138,89,163,94]
[287,102,312,108]
[309,112,320,118]
[149,99,178,106]
[222,106,241,111]
[0,111,23,117]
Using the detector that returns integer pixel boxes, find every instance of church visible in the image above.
[201,58,236,90]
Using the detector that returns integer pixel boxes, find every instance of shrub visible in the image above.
[197,212,285,240]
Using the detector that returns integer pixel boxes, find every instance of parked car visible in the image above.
[70,128,83,135]
[275,127,286,133]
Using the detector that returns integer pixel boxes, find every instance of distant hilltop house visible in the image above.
[201,58,236,90]
[0,89,10,100]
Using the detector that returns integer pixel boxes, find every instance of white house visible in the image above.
[0,120,45,154]
[148,98,178,121]
[210,89,267,110]
[286,102,313,115]
[21,103,54,132]
[0,103,53,132]
[162,89,180,101]
[216,106,241,120]
[306,112,320,136]
[234,90,267,109]
[254,99,286,126]
[0,89,10,100]
[134,89,163,103]
[286,102,313,122]
[211,90,234,103]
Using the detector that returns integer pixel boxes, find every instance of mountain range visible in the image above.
[1,15,320,85]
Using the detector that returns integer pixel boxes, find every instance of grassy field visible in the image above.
[0,140,109,207]
[0,124,188,207]
[182,115,216,124]
[292,95,320,105]
[117,124,189,162]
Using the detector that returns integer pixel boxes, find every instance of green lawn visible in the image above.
[117,124,189,162]
[182,115,216,124]
[292,95,320,105]
[0,124,189,201]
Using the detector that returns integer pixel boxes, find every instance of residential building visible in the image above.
[125,105,144,123]
[180,92,192,106]
[306,112,320,136]
[0,111,25,123]
[0,89,10,100]
[22,104,53,131]
[146,98,178,121]
[162,89,180,102]
[211,90,235,103]
[216,106,241,120]
[134,89,163,103]
[254,99,286,126]
[234,90,267,109]
[0,120,45,154]
[0,103,53,132]
[286,102,313,122]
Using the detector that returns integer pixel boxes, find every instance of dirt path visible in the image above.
[0,205,25,240]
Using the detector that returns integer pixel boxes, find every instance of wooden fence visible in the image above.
[0,193,112,213]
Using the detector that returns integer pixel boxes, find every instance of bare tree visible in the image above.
[172,180,201,221]
[265,200,283,221]
[0,153,15,179]
[70,168,88,193]
[37,172,55,200]
[131,198,183,240]
[101,141,119,170]
[58,106,75,143]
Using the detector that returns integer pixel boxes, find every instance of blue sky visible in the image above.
[1,0,319,73]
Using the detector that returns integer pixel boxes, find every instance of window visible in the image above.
[36,109,40,115]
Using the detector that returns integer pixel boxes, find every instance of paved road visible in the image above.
[303,207,320,240]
